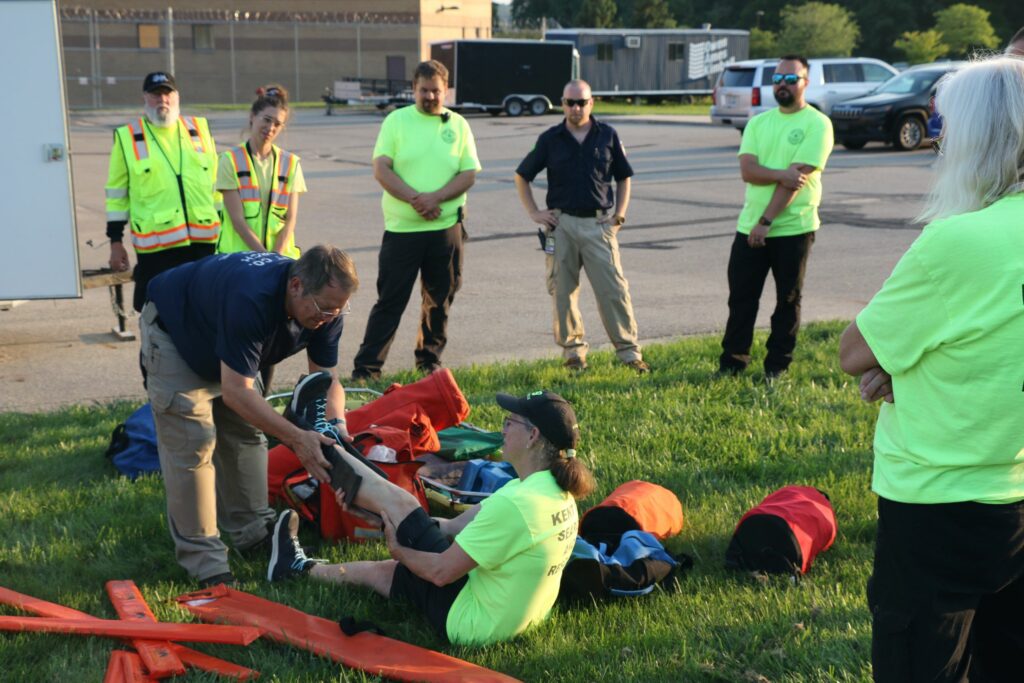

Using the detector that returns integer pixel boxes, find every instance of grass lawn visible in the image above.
[0,321,879,682]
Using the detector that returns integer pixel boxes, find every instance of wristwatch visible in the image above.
[757,216,773,227]
[612,214,626,227]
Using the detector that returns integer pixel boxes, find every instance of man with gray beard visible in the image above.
[106,72,221,312]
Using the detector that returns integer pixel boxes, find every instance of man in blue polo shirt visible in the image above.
[139,245,358,586]
[514,79,648,374]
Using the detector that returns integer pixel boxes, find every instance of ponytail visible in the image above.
[540,439,595,499]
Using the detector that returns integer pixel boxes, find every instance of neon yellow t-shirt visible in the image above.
[372,105,481,233]
[737,106,834,237]
[856,193,1024,504]
[448,470,577,646]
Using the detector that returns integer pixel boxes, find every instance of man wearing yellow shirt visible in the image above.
[718,55,834,380]
[105,72,220,312]
[351,60,481,381]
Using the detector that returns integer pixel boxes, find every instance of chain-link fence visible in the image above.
[60,6,425,108]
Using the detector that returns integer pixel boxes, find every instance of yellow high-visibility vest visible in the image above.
[106,116,220,253]
[217,144,301,259]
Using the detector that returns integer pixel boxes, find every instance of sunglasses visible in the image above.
[772,73,805,85]
[931,136,943,156]
[562,98,591,108]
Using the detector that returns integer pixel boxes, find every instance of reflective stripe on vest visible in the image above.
[131,222,189,252]
[182,116,205,154]
[229,147,261,203]
[270,151,295,209]
[187,220,221,243]
[128,118,149,161]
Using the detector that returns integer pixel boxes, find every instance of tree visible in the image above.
[934,4,999,57]
[574,0,617,27]
[893,30,949,64]
[749,27,778,58]
[776,2,860,57]
[635,0,678,28]
[510,0,576,28]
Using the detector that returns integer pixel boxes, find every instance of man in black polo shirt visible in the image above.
[139,245,357,587]
[514,80,648,373]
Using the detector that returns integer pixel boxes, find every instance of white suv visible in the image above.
[710,57,899,130]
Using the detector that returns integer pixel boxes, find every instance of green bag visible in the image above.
[435,426,503,461]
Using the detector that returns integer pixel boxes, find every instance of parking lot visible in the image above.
[0,108,936,411]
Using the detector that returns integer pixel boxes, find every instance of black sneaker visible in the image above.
[285,371,334,436]
[268,510,318,581]
[198,571,237,589]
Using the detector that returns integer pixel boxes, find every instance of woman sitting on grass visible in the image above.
[839,55,1024,682]
[269,385,595,647]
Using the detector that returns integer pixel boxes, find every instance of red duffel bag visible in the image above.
[349,403,440,457]
[725,485,837,576]
[346,368,469,434]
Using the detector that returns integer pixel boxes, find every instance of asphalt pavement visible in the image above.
[0,108,935,413]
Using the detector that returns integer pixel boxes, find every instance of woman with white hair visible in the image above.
[839,56,1024,682]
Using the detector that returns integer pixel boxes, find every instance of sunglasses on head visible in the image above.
[772,73,805,85]
[563,98,591,108]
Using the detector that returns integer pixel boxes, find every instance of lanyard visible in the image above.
[143,118,183,177]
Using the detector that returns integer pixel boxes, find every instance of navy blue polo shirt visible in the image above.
[515,116,634,212]
[147,252,344,382]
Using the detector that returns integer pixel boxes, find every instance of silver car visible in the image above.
[711,57,899,130]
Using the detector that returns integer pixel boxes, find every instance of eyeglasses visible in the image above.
[562,98,591,108]
[503,415,533,431]
[930,136,943,156]
[309,294,351,320]
[772,73,805,85]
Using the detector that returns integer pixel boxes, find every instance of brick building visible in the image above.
[59,0,492,108]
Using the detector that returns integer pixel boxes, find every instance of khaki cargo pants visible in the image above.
[139,302,275,582]
[545,211,642,363]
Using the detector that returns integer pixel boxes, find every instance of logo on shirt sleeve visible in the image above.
[788,129,806,145]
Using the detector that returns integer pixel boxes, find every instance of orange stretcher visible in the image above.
[0,616,262,645]
[176,585,521,683]
[0,584,258,680]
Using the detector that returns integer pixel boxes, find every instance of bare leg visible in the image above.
[309,559,398,598]
[330,445,421,522]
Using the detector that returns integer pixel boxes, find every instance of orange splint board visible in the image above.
[106,581,185,678]
[104,650,158,683]
[0,585,258,680]
[0,616,262,645]
[176,585,521,683]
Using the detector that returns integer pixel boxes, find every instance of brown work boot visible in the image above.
[624,359,651,375]
[563,357,588,372]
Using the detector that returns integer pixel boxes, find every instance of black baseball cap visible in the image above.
[496,390,580,450]
[143,72,177,93]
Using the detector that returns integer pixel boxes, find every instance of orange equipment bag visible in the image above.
[579,480,684,547]
[345,368,469,434]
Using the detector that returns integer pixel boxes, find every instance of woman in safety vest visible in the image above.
[217,84,307,257]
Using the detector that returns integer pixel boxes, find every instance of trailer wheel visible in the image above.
[528,98,548,116]
[505,98,525,117]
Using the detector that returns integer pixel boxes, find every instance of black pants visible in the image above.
[388,507,467,641]
[870,497,1024,683]
[719,231,814,374]
[353,224,463,374]
[132,244,215,312]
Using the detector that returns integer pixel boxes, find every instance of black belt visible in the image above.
[559,208,607,218]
